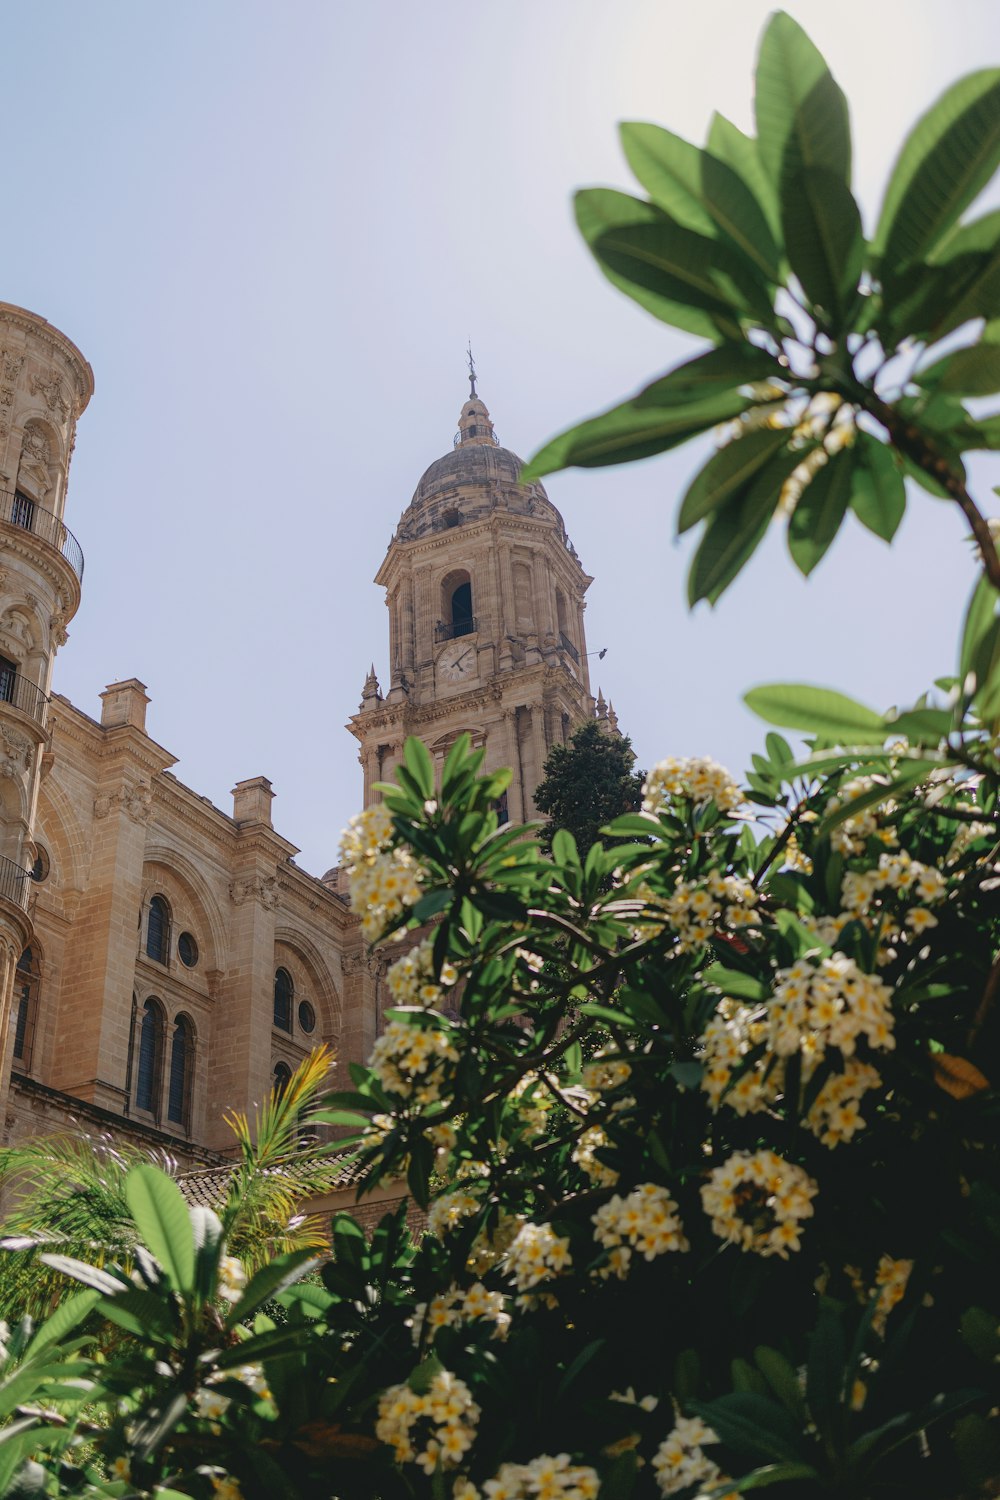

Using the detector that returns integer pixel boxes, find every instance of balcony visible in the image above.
[0,489,84,582]
[0,855,29,912]
[0,673,48,728]
[559,631,580,663]
[435,617,478,643]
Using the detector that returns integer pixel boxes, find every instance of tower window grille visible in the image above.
[136,999,164,1113]
[146,896,170,964]
[11,491,34,530]
[274,967,294,1032]
[13,946,38,1067]
[167,1015,193,1126]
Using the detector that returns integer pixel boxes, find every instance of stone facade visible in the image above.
[0,312,598,1166]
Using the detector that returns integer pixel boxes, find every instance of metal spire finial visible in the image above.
[467,342,477,399]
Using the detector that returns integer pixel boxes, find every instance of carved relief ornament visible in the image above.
[28,374,68,418]
[229,875,279,911]
[94,778,153,824]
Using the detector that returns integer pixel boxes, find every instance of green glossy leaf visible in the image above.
[225,1248,320,1330]
[634,343,786,407]
[781,167,863,327]
[592,217,774,326]
[933,246,1000,337]
[930,207,1000,263]
[701,150,782,282]
[622,121,781,283]
[24,1291,100,1357]
[124,1164,195,1297]
[551,828,580,868]
[687,444,807,605]
[686,476,775,607]
[731,1462,822,1491]
[817,762,937,837]
[754,1346,809,1422]
[575,189,735,340]
[755,12,851,189]
[619,122,717,235]
[849,434,906,542]
[877,69,1000,266]
[678,427,790,533]
[691,1391,806,1463]
[743,683,886,739]
[708,112,781,243]
[788,447,855,575]
[960,572,1000,687]
[99,1287,176,1341]
[37,1255,129,1297]
[918,331,1000,394]
[522,388,748,481]
[403,737,434,799]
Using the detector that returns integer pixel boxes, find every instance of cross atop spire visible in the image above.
[467,342,477,399]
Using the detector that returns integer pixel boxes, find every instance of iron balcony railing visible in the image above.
[0,855,29,912]
[0,672,48,727]
[435,617,478,643]
[0,490,84,581]
[453,430,500,448]
[559,631,580,663]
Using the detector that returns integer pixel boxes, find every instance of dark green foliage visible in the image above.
[523,10,1000,601]
[534,719,645,856]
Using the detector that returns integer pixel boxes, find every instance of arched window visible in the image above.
[450,580,473,638]
[273,967,293,1032]
[272,1060,292,1097]
[136,998,164,1113]
[146,896,170,964]
[13,946,39,1069]
[167,1014,194,1127]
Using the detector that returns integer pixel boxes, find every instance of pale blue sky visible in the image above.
[5,0,998,874]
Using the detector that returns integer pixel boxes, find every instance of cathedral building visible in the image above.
[0,305,600,1166]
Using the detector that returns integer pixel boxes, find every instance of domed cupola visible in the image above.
[395,364,563,543]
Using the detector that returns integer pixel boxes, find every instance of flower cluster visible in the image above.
[504,1221,572,1292]
[369,1019,460,1105]
[637,870,759,952]
[216,1254,247,1306]
[841,850,947,934]
[872,1253,913,1330]
[572,1125,618,1187]
[824,777,899,856]
[770,954,895,1057]
[339,805,423,942]
[426,1189,483,1240]
[592,1184,689,1277]
[581,1052,632,1093]
[643,756,743,815]
[412,1281,510,1345]
[376,1367,480,1474]
[652,1414,731,1498]
[455,1453,600,1500]
[806,1058,883,1147]
[194,1362,270,1429]
[702,954,895,1146]
[701,1150,818,1258]
[387,936,458,1009]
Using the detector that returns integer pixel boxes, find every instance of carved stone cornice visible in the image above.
[0,304,94,412]
[0,531,82,616]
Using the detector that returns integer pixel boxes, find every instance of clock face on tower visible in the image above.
[437,638,478,685]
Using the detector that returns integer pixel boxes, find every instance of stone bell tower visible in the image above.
[349,373,594,821]
[0,304,92,1097]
